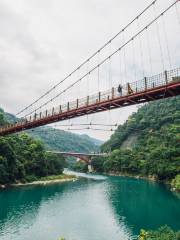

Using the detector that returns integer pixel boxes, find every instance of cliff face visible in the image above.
[101,96,180,152]
[120,134,138,149]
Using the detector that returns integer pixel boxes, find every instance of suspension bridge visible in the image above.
[0,0,180,137]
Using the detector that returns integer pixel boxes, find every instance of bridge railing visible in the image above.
[0,67,180,132]
[32,68,179,122]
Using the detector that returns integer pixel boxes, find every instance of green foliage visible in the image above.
[71,161,88,173]
[138,226,180,240]
[102,97,180,152]
[0,107,93,184]
[94,97,180,182]
[91,156,107,172]
[0,106,102,183]
[0,131,66,184]
[171,175,180,191]
[0,108,6,126]
[45,152,66,175]
[139,229,148,240]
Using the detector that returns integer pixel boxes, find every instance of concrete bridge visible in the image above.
[46,151,108,164]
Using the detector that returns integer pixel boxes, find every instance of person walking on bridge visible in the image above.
[127,83,133,95]
[118,84,123,96]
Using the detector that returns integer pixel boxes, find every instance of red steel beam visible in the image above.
[0,81,180,136]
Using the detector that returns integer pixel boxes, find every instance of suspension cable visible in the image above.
[86,60,90,122]
[21,0,179,119]
[30,122,157,133]
[131,38,135,81]
[137,17,145,77]
[122,30,127,84]
[52,123,118,127]
[153,3,165,71]
[29,127,116,132]
[119,47,122,85]
[175,0,180,29]
[20,125,169,143]
[146,27,153,76]
[162,14,172,69]
[16,0,158,116]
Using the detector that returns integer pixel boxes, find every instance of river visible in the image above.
[0,171,180,240]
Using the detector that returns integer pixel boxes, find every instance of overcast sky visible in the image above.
[0,0,179,140]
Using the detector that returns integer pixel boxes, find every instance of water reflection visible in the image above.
[0,183,70,237]
[0,179,131,240]
[0,173,179,240]
[107,176,180,235]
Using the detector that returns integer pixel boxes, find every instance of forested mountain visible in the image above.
[92,96,180,187]
[102,96,180,152]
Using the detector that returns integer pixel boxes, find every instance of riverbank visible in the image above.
[107,171,158,182]
[93,170,174,188]
[0,174,77,189]
[106,171,180,192]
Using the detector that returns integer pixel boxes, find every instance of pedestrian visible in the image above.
[118,84,122,96]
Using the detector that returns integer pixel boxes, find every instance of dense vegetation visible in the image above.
[138,226,180,240]
[171,174,180,191]
[92,97,180,188]
[58,226,180,240]
[0,108,66,185]
[71,161,88,173]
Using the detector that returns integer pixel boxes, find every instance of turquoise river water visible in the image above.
[0,170,180,240]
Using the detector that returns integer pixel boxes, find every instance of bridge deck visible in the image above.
[0,68,180,136]
[47,151,107,157]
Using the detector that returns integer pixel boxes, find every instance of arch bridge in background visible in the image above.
[47,151,108,164]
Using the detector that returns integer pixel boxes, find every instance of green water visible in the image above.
[0,171,180,240]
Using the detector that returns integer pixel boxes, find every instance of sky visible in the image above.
[0,0,179,140]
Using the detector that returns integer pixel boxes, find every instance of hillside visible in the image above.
[80,134,103,146]
[0,108,66,185]
[92,96,180,186]
[29,127,101,153]
[1,108,101,153]
[102,96,180,152]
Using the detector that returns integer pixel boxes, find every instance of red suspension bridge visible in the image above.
[0,68,180,136]
[0,0,180,136]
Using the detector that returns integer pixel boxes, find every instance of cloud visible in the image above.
[0,0,179,140]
